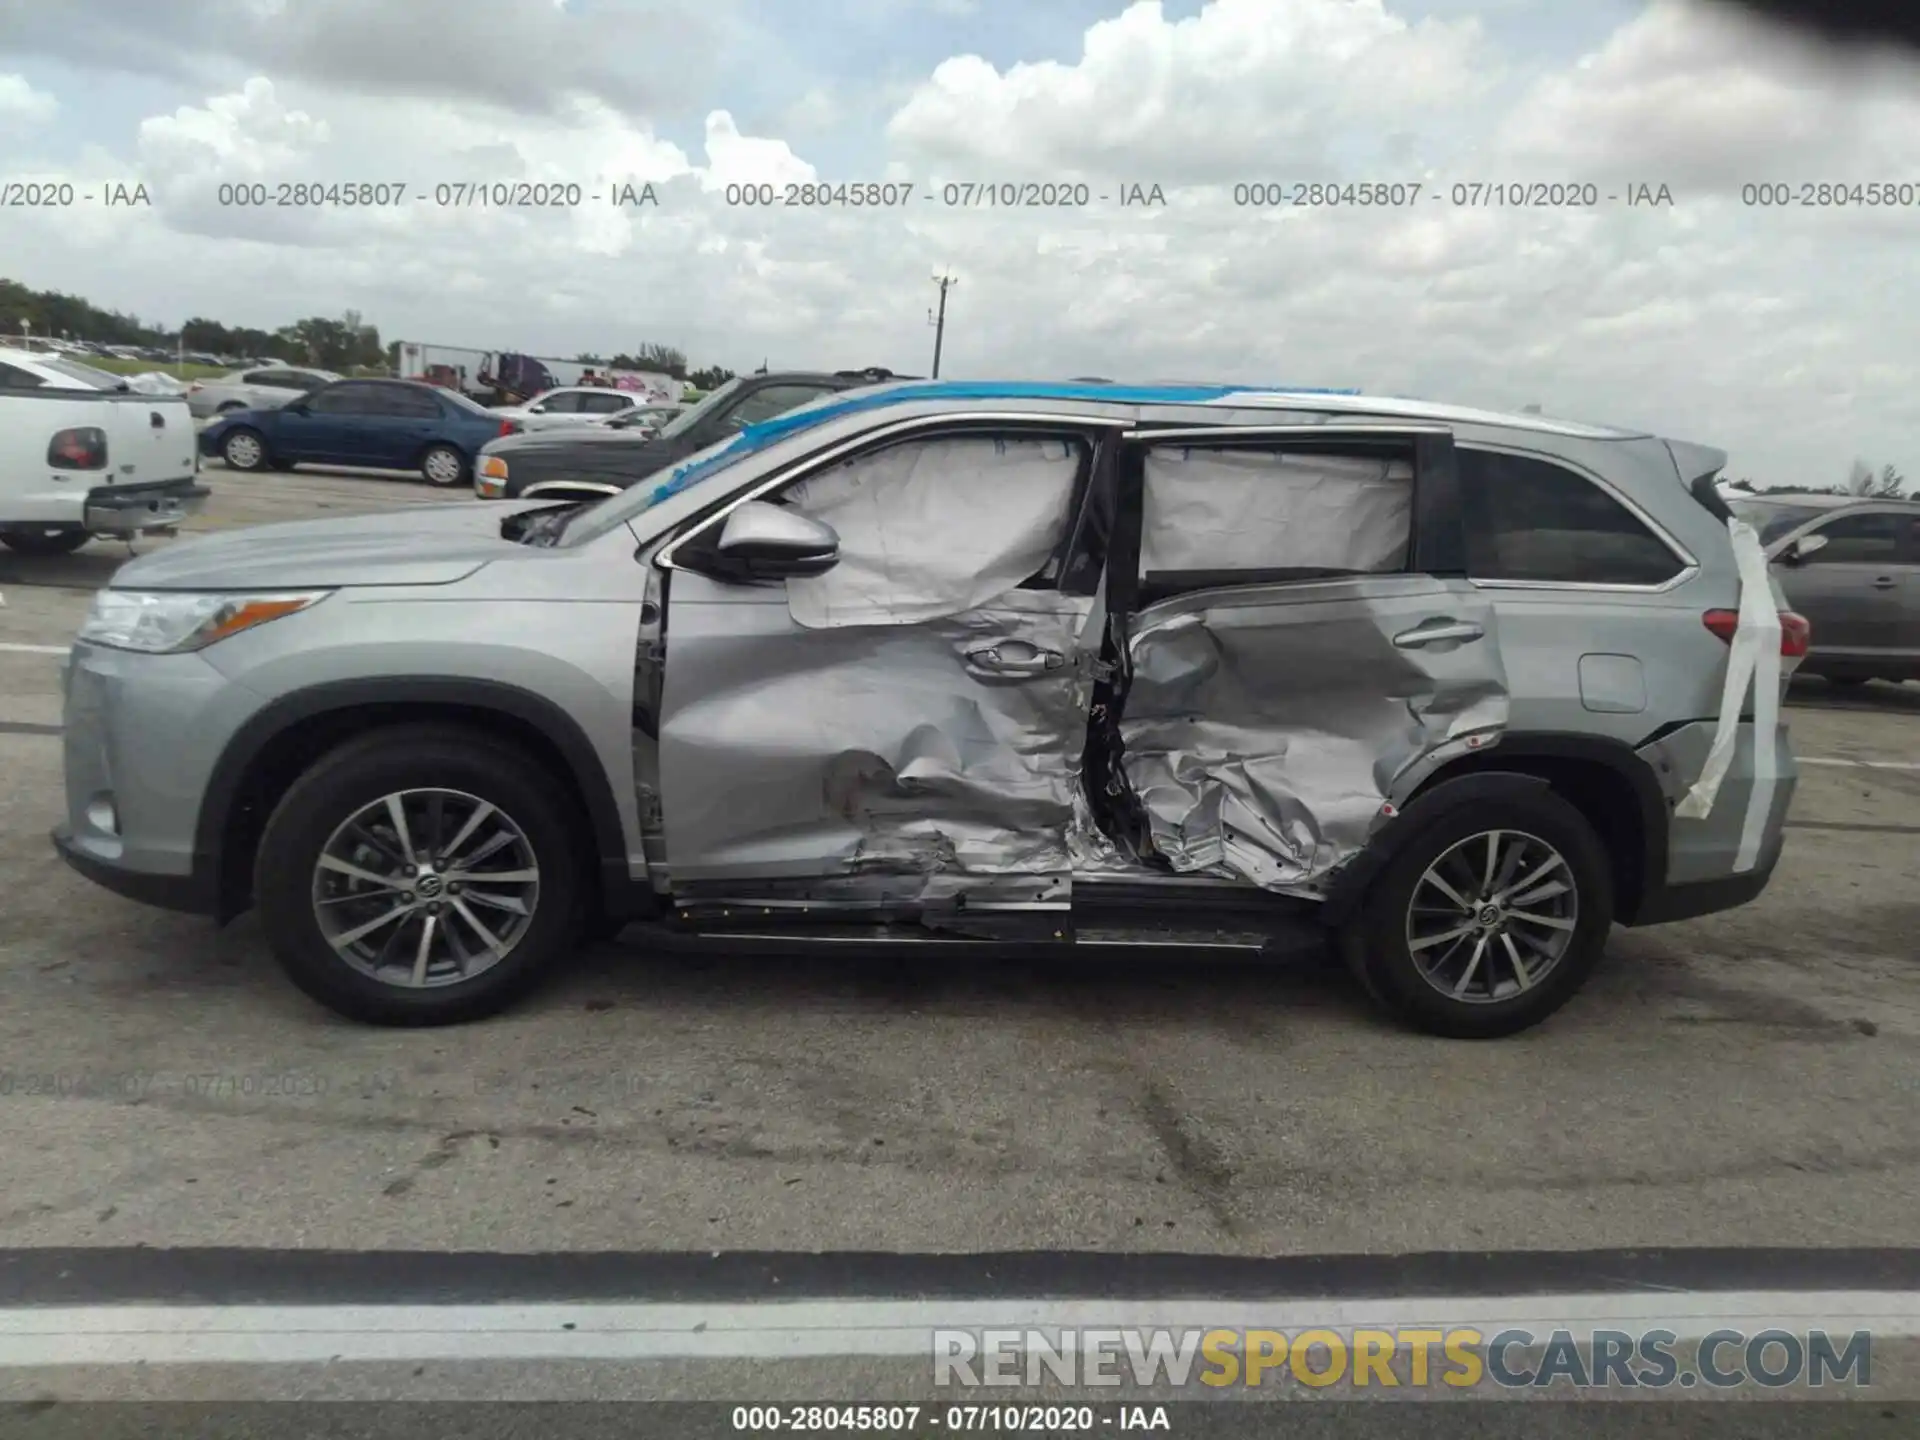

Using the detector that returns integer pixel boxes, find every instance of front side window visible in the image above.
[1138,445,1414,583]
[1461,449,1685,586]
[536,391,582,414]
[1802,512,1903,564]
[775,432,1089,628]
[1729,499,1830,546]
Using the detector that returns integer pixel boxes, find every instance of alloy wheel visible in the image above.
[1404,828,1578,1004]
[311,787,542,989]
[224,432,263,468]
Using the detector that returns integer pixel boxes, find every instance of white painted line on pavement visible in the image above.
[1801,756,1920,771]
[0,642,68,656]
[0,1292,1913,1367]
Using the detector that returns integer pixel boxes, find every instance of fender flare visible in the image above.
[1320,733,1669,928]
[193,676,633,919]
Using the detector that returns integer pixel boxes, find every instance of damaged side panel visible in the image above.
[1115,578,1509,891]
[657,575,1093,897]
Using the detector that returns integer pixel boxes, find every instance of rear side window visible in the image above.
[1460,450,1685,586]
[1139,445,1413,583]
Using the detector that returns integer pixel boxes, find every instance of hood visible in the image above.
[110,501,554,591]
[486,425,678,456]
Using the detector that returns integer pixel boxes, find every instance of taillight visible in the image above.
[47,426,108,470]
[1702,608,1810,657]
[1779,611,1810,657]
[499,420,519,436]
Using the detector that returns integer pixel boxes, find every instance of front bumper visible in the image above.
[51,823,217,915]
[83,476,212,538]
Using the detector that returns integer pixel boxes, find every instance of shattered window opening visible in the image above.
[779,432,1092,630]
[1137,445,1416,594]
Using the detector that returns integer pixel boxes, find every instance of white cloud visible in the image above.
[1496,0,1920,186]
[887,0,1490,180]
[0,73,57,130]
[3,0,1918,488]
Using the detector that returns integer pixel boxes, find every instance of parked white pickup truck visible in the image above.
[0,346,209,555]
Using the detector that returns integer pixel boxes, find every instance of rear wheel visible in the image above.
[1339,788,1613,1039]
[254,725,586,1026]
[222,427,270,471]
[0,528,89,555]
[421,444,467,487]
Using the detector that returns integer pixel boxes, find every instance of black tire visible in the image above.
[0,529,90,555]
[216,401,246,413]
[221,426,271,472]
[1338,787,1614,1039]
[254,724,586,1026]
[420,444,467,487]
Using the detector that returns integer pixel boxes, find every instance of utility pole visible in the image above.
[928,272,957,378]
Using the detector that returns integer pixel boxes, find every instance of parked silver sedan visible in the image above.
[1729,494,1920,686]
[186,365,339,419]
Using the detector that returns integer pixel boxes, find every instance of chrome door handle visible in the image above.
[966,641,1065,676]
[1870,576,1898,589]
[1392,620,1486,648]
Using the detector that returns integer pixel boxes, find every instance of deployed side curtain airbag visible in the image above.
[1139,449,1413,575]
[785,436,1082,629]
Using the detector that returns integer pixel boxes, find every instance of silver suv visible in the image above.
[51,382,1803,1038]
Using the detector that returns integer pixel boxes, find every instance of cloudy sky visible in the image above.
[1,0,1916,486]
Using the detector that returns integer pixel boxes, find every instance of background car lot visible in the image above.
[0,467,1916,1265]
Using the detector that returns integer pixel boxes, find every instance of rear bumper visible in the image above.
[82,476,211,537]
[1626,824,1785,926]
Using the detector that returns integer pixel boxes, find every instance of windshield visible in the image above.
[556,430,753,546]
[1729,498,1831,546]
[655,376,743,438]
[37,354,130,390]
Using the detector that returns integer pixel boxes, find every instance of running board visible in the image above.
[630,917,1326,955]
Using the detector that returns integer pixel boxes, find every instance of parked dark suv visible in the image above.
[473,369,910,502]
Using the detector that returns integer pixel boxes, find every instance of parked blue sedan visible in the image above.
[197,378,515,487]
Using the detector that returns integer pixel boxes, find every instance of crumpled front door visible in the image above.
[656,429,1103,917]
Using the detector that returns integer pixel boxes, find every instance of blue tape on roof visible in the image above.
[640,380,1364,508]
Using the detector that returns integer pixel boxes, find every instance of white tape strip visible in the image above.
[1675,520,1779,849]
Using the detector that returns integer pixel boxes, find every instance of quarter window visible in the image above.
[1460,450,1685,586]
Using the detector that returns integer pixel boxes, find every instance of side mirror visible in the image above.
[530,403,549,414]
[1785,532,1829,564]
[707,500,839,580]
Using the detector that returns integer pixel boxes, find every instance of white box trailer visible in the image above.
[396,342,684,406]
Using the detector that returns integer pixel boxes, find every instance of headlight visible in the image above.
[478,455,509,480]
[77,590,331,653]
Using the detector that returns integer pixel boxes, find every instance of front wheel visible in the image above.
[254,725,586,1025]
[0,528,90,555]
[1338,789,1614,1039]
[420,444,467,487]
